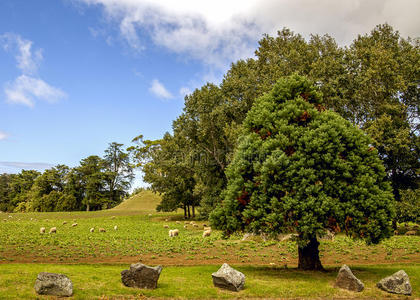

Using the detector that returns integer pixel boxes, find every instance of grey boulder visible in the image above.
[212,263,245,291]
[377,270,412,295]
[34,272,73,297]
[335,265,364,292]
[121,263,162,289]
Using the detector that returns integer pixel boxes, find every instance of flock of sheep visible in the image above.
[37,215,212,238]
[39,217,118,234]
[165,219,212,238]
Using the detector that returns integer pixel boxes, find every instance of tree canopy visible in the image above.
[210,75,395,270]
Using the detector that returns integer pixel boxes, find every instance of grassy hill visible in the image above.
[112,190,161,212]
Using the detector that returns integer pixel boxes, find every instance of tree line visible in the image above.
[0,142,133,212]
[131,24,419,223]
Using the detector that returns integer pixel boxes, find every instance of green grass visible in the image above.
[0,191,419,298]
[0,210,419,266]
[0,263,418,299]
[112,190,161,212]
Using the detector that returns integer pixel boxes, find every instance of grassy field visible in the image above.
[0,263,419,299]
[0,190,419,299]
[112,190,161,212]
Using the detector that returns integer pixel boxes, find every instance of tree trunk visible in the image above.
[187,205,191,219]
[297,237,324,270]
[192,205,195,218]
[392,219,397,231]
[183,205,187,219]
[86,203,90,212]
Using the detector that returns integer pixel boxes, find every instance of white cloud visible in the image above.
[4,75,67,107]
[0,131,8,141]
[149,79,173,99]
[0,33,43,74]
[77,0,420,73]
[0,33,67,107]
[0,161,54,173]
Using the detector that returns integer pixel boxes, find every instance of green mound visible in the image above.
[112,190,160,211]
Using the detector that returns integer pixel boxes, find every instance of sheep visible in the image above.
[71,223,77,227]
[111,216,116,219]
[49,227,57,234]
[193,224,199,228]
[114,225,118,230]
[62,221,67,225]
[148,214,152,217]
[169,229,179,237]
[163,224,169,229]
[165,218,169,222]
[183,225,188,229]
[176,221,181,224]
[189,221,194,225]
[203,226,211,231]
[203,229,212,237]
[184,221,189,224]
[90,227,94,233]
[99,228,106,232]
[40,227,46,234]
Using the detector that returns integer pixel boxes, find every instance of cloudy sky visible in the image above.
[0,0,419,178]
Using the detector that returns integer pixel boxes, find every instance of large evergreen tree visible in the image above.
[210,75,395,270]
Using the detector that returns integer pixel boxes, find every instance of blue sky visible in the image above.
[0,0,419,186]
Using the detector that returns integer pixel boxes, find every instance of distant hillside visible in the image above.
[112,190,161,211]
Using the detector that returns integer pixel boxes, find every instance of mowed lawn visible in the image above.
[0,191,419,299]
[0,263,419,299]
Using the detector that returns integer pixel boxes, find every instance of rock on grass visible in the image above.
[335,265,364,292]
[377,270,412,295]
[34,272,73,297]
[212,263,245,292]
[121,263,162,289]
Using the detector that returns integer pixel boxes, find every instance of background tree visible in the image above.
[103,142,134,208]
[77,155,106,211]
[210,75,395,270]
[0,173,15,212]
[29,165,69,212]
[342,25,420,209]
[131,133,199,218]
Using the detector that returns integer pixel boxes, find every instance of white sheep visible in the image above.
[169,229,179,237]
[189,221,194,225]
[114,225,118,230]
[99,228,106,232]
[184,221,189,224]
[71,223,77,227]
[90,227,94,233]
[203,229,212,237]
[163,224,169,229]
[203,226,211,231]
[40,227,46,234]
[49,227,57,234]
[165,218,169,222]
[148,214,152,217]
[183,225,188,229]
[62,221,67,225]
[193,224,199,228]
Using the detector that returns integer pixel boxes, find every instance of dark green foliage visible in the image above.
[396,188,420,223]
[163,24,418,219]
[211,75,395,246]
[0,142,133,212]
[131,133,199,218]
